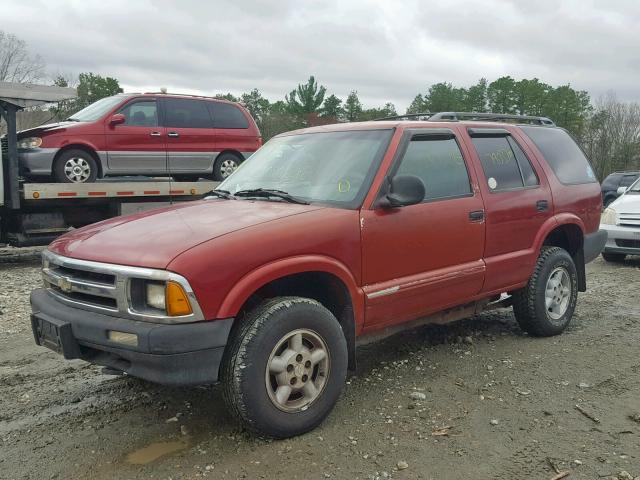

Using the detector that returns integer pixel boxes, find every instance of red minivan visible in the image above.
[15,93,262,182]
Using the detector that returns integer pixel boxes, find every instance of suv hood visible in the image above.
[49,199,324,269]
[612,193,640,213]
[18,121,81,138]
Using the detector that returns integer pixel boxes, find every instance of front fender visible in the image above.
[216,255,365,330]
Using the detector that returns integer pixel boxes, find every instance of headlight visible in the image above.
[601,207,617,225]
[133,279,194,317]
[17,137,42,149]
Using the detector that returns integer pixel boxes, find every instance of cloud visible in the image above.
[2,0,639,110]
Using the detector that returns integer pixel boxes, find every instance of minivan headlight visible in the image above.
[18,137,42,149]
[601,207,617,225]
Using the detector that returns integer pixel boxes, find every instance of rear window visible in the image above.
[209,102,249,129]
[164,98,212,128]
[520,126,597,184]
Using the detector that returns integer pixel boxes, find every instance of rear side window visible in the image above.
[164,98,212,128]
[520,126,597,184]
[471,135,539,191]
[209,102,249,129]
[119,100,158,127]
[395,136,471,201]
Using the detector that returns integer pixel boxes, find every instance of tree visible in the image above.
[0,31,45,83]
[424,82,466,112]
[240,89,270,125]
[406,94,427,114]
[285,75,326,116]
[543,85,591,137]
[487,76,517,114]
[215,92,239,102]
[344,91,363,121]
[75,72,123,109]
[320,94,344,120]
[464,78,488,112]
[514,78,550,115]
[358,102,397,121]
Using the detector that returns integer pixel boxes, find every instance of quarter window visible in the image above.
[164,98,212,128]
[395,136,472,201]
[120,101,158,127]
[472,135,539,191]
[209,102,249,129]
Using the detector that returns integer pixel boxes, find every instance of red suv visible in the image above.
[30,114,606,438]
[16,93,261,182]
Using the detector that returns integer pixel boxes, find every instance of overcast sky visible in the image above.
[2,0,639,111]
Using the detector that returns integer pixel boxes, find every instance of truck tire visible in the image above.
[602,252,626,263]
[53,149,98,183]
[213,152,242,180]
[512,246,578,337]
[221,297,348,438]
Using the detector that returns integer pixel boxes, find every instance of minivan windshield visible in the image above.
[67,95,127,122]
[217,129,393,209]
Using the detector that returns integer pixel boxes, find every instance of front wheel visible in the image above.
[221,297,347,438]
[53,149,98,183]
[512,246,578,337]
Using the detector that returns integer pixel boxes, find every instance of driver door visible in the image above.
[360,129,486,330]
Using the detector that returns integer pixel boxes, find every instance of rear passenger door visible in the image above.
[162,98,216,174]
[464,128,552,293]
[361,129,486,329]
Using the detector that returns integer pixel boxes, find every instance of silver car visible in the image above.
[600,177,640,262]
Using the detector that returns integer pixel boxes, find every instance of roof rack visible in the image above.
[375,111,555,126]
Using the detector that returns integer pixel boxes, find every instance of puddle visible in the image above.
[126,440,188,465]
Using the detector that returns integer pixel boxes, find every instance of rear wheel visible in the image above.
[221,297,347,438]
[213,152,242,181]
[512,246,578,337]
[53,149,98,183]
[602,252,626,263]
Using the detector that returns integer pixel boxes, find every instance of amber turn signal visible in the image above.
[165,281,193,316]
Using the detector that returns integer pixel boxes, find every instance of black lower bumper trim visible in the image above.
[30,288,233,386]
[584,229,607,263]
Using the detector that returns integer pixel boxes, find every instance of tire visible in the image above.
[221,297,348,438]
[213,152,242,181]
[512,246,578,337]
[53,149,98,183]
[602,252,626,263]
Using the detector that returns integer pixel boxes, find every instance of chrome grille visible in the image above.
[618,213,640,227]
[616,239,640,249]
[41,250,205,323]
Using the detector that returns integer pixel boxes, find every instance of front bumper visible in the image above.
[30,288,233,386]
[19,148,58,176]
[601,223,640,255]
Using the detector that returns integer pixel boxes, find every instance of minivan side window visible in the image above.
[395,136,472,201]
[209,102,249,129]
[520,126,597,184]
[164,98,212,129]
[119,100,158,127]
[471,135,539,191]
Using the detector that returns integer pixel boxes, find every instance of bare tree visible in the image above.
[0,31,45,83]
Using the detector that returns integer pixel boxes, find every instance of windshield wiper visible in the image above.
[233,188,309,205]
[207,188,235,200]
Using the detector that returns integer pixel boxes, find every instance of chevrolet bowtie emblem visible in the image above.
[58,277,72,293]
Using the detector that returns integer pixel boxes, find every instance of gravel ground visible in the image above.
[0,251,639,480]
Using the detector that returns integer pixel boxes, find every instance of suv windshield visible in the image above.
[628,178,640,193]
[217,129,393,208]
[68,95,127,122]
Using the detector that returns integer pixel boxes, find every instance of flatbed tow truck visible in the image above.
[1,82,217,246]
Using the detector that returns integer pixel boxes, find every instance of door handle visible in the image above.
[167,132,180,138]
[149,131,162,137]
[468,210,485,222]
[536,200,549,212]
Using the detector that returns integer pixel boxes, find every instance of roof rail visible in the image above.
[142,91,224,100]
[374,111,555,126]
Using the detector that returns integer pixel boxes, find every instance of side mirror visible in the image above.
[377,175,425,208]
[109,113,126,126]
[617,186,628,195]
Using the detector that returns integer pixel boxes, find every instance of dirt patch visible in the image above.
[0,255,639,479]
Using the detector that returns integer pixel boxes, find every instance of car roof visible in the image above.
[278,120,550,137]
[122,92,241,106]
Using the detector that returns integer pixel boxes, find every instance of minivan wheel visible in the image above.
[512,246,578,337]
[213,153,242,180]
[602,252,626,263]
[53,149,98,183]
[221,297,348,438]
